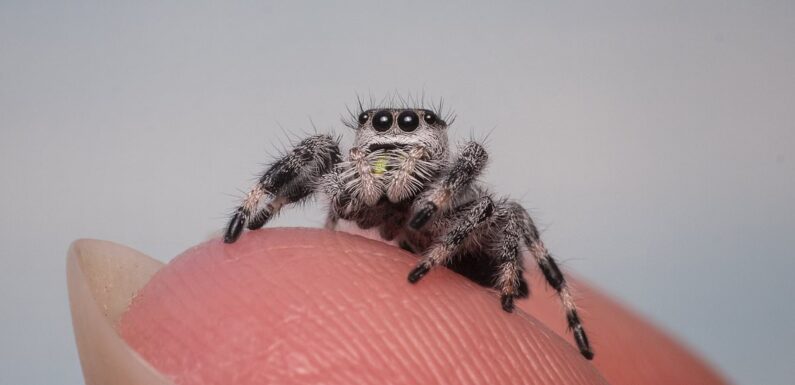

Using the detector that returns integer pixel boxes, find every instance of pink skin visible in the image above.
[119,228,728,385]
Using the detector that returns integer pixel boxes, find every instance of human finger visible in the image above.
[120,228,608,385]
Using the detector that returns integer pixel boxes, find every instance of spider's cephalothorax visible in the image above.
[224,106,594,359]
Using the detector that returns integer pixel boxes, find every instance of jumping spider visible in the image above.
[224,105,594,359]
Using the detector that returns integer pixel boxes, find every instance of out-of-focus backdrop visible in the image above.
[1,1,793,384]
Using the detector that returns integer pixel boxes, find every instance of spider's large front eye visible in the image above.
[372,110,393,132]
[423,110,438,125]
[358,112,369,125]
[397,111,419,132]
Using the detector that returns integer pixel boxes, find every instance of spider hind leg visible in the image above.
[514,203,595,360]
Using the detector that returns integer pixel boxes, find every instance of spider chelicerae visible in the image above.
[223,102,594,360]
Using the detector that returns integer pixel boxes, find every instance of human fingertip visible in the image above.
[121,228,608,385]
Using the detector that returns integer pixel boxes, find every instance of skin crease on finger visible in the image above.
[118,228,727,385]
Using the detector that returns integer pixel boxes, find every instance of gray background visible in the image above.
[1,1,793,384]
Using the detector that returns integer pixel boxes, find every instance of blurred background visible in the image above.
[1,1,793,384]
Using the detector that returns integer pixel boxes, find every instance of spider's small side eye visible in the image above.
[358,112,369,125]
[423,110,437,125]
[397,111,419,132]
[372,110,393,132]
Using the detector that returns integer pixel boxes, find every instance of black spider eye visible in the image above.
[372,110,393,132]
[358,112,369,125]
[397,111,419,132]
[423,110,437,125]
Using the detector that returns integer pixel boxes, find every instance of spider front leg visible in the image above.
[407,195,495,283]
[224,134,341,243]
[409,141,488,229]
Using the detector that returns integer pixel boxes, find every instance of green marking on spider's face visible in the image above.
[372,154,388,175]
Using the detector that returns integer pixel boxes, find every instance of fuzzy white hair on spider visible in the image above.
[223,100,594,360]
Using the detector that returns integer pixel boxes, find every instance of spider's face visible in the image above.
[353,108,449,161]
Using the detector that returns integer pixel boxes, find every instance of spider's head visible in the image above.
[350,108,450,162]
